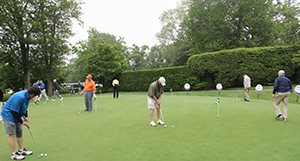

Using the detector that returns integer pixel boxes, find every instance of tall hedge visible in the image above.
[187,45,300,88]
[119,66,204,92]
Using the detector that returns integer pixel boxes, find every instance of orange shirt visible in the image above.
[84,79,96,92]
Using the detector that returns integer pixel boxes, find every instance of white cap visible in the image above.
[158,77,166,86]
[278,70,285,74]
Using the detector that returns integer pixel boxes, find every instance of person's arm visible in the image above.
[11,111,23,124]
[152,95,160,106]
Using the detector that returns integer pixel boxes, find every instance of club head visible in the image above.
[38,155,43,158]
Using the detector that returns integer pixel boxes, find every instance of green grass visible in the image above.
[1,91,300,161]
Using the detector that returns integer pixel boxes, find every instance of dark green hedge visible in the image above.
[119,66,204,92]
[187,45,300,88]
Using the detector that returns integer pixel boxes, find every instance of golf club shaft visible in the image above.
[23,117,41,153]
[159,106,165,124]
[28,128,41,153]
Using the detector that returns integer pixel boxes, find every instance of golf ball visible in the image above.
[172,125,174,128]
[41,154,43,156]
[78,112,80,114]
[80,107,82,109]
[164,125,167,128]
[208,105,210,106]
[45,154,47,157]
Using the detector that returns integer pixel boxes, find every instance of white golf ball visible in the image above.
[172,125,174,128]
[164,125,167,128]
[80,107,82,109]
[208,105,210,106]
[78,112,80,114]
[41,154,43,156]
[45,154,47,157]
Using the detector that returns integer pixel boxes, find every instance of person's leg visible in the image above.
[88,91,93,111]
[37,93,42,102]
[148,96,156,125]
[274,93,284,116]
[282,92,291,119]
[150,109,154,121]
[44,90,49,101]
[84,92,88,111]
[113,86,116,98]
[244,88,249,100]
[53,90,57,100]
[8,134,16,153]
[16,137,23,151]
[116,85,119,98]
[156,107,161,121]
[15,122,23,150]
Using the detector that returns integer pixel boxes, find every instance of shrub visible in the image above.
[119,66,205,92]
[187,45,300,88]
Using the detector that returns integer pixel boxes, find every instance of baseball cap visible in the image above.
[242,73,246,76]
[278,70,285,74]
[86,75,92,79]
[158,77,166,86]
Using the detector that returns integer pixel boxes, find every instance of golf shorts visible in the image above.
[148,96,159,109]
[3,118,23,138]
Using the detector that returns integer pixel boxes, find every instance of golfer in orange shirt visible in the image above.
[83,75,96,112]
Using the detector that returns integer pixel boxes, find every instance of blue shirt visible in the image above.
[33,82,39,87]
[40,83,46,91]
[273,75,292,94]
[1,90,31,123]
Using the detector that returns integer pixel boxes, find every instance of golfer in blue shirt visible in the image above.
[1,86,41,160]
[37,80,49,102]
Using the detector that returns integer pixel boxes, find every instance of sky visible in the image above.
[69,0,180,48]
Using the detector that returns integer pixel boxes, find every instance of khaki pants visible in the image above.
[244,88,250,100]
[38,90,49,101]
[274,92,291,118]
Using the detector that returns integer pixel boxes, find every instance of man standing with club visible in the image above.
[112,79,119,98]
[147,77,166,126]
[84,75,96,112]
[273,70,293,122]
[243,73,251,102]
[37,80,49,102]
[1,86,41,160]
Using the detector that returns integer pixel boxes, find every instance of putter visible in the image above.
[159,106,167,128]
[23,117,43,158]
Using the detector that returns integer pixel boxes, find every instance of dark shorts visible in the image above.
[3,118,23,138]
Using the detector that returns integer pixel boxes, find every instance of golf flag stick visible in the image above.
[215,98,220,117]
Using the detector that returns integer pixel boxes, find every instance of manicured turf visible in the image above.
[1,92,300,160]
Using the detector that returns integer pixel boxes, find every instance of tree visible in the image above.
[156,0,191,66]
[273,0,300,45]
[185,0,275,54]
[126,44,149,70]
[71,28,128,89]
[145,45,167,69]
[0,0,83,92]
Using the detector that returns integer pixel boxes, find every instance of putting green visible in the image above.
[0,93,300,160]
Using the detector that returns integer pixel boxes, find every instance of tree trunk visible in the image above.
[47,78,53,97]
[24,69,30,89]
